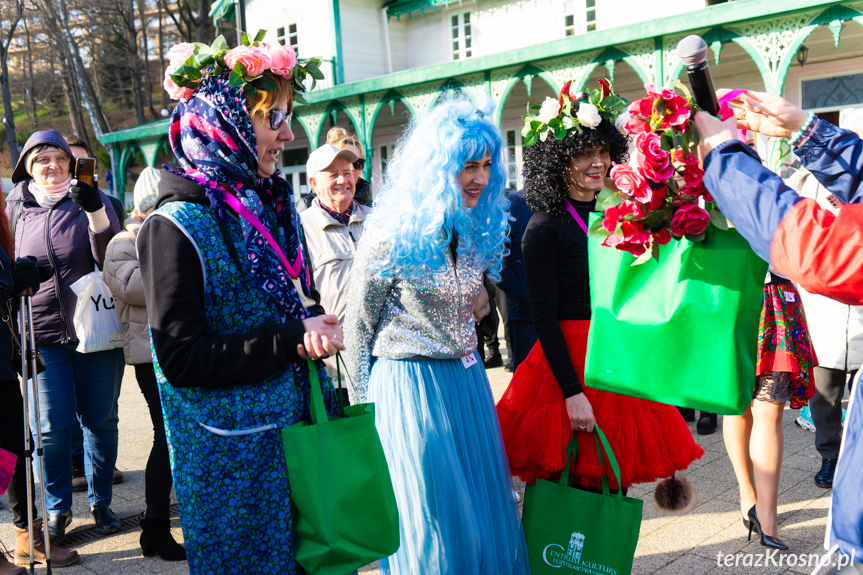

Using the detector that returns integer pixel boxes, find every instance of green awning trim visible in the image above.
[386,0,474,20]
[208,0,235,20]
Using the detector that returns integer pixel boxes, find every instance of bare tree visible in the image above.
[156,0,212,44]
[35,0,112,136]
[22,6,38,127]
[0,0,23,164]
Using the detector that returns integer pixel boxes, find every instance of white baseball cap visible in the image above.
[306,144,358,178]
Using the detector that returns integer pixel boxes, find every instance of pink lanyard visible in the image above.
[222,191,314,308]
[565,201,589,234]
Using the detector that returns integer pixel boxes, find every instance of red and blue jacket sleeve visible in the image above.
[703,139,863,305]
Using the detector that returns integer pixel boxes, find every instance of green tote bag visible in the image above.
[586,216,767,415]
[522,426,643,575]
[281,358,400,575]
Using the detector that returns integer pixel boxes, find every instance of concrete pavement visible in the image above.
[0,362,845,574]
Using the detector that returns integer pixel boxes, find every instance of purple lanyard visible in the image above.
[565,201,589,234]
[222,191,307,282]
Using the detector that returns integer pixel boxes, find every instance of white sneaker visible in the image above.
[796,406,816,432]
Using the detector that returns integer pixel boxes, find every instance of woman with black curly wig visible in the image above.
[497,82,703,497]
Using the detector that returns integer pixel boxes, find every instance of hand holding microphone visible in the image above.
[677,36,810,139]
[676,35,719,116]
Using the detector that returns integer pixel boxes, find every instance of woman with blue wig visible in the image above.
[343,96,529,574]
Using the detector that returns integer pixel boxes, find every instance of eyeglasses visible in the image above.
[352,158,365,171]
[268,108,291,130]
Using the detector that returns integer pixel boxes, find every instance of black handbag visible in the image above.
[3,301,46,376]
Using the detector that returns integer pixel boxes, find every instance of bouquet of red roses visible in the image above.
[589,82,729,264]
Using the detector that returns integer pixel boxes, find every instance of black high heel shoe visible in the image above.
[747,505,788,550]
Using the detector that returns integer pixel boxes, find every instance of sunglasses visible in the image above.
[268,108,291,130]
[353,158,366,171]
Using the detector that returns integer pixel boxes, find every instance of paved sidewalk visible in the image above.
[0,364,841,574]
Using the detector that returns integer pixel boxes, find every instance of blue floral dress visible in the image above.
[152,201,337,575]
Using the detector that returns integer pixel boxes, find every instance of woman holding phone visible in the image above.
[5,130,123,542]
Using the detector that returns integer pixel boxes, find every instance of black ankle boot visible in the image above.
[677,407,696,422]
[697,412,718,435]
[140,517,186,561]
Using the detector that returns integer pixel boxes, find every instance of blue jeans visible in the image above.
[29,344,124,513]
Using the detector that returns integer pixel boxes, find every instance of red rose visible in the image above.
[670,203,711,237]
[681,181,713,203]
[653,228,672,245]
[602,221,651,256]
[602,200,645,232]
[642,84,691,131]
[598,78,611,99]
[635,132,674,183]
[673,150,704,187]
[644,185,667,211]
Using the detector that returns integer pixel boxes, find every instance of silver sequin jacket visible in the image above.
[343,228,484,402]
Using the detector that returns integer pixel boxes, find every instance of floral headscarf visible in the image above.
[168,72,313,322]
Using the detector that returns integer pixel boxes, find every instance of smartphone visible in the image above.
[74,158,96,187]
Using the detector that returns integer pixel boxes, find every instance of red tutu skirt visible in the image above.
[496,320,704,489]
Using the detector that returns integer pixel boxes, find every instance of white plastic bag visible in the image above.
[69,268,124,353]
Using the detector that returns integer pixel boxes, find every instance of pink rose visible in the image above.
[610,163,649,199]
[166,42,195,67]
[602,221,651,257]
[610,163,665,208]
[602,200,645,233]
[635,132,674,183]
[265,42,298,78]
[224,45,272,78]
[653,228,672,245]
[670,203,710,237]
[624,102,651,134]
[163,63,195,101]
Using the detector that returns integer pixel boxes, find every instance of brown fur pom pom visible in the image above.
[654,474,696,513]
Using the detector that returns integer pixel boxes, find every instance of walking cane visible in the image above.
[19,294,52,574]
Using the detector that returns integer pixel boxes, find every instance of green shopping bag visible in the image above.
[281,358,400,575]
[586,215,767,415]
[522,426,643,575]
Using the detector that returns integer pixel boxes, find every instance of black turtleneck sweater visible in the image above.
[521,198,594,397]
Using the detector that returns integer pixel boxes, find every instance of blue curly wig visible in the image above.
[364,95,510,281]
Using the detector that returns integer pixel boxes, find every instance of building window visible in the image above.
[277,24,299,52]
[162,33,179,58]
[505,129,523,190]
[564,14,575,36]
[451,11,472,61]
[379,144,391,174]
[586,0,596,32]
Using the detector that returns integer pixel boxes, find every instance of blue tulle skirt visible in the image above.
[368,352,529,575]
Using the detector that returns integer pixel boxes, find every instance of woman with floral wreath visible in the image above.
[497,80,704,501]
[343,95,528,574]
[139,35,344,574]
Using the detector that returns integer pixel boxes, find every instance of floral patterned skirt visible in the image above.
[755,281,817,409]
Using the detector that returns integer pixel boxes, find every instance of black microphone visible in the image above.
[676,35,719,116]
